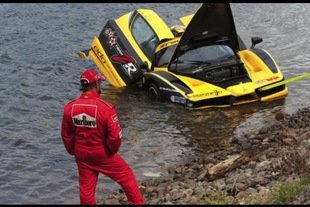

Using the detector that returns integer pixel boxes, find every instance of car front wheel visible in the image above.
[148,82,161,100]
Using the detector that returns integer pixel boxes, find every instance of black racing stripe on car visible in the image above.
[97,20,144,85]
[190,95,235,108]
[250,48,278,73]
[256,84,286,98]
[155,71,193,94]
[156,71,178,82]
[145,71,193,93]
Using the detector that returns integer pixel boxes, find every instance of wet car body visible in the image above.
[80,3,288,109]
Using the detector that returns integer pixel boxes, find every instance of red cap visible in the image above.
[80,69,106,85]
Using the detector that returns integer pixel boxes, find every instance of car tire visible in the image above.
[148,82,161,100]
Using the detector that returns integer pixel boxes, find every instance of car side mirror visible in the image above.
[250,37,263,49]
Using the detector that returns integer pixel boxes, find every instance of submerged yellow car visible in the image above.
[79,3,288,109]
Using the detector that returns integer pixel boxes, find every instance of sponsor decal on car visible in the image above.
[170,95,186,104]
[266,76,280,82]
[159,86,178,93]
[255,79,266,85]
[104,28,138,79]
[190,90,223,98]
[93,45,106,63]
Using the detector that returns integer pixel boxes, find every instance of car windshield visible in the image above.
[155,44,235,72]
[163,44,235,72]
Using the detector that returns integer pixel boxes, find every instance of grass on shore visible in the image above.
[270,175,310,204]
[196,175,310,204]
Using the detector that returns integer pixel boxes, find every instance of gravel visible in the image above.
[98,107,310,205]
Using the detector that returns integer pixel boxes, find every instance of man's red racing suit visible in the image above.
[61,90,144,205]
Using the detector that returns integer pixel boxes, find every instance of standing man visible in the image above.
[61,69,144,205]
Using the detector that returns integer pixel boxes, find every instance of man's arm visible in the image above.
[61,108,75,155]
[105,106,122,155]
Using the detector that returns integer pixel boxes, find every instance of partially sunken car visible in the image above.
[79,3,288,109]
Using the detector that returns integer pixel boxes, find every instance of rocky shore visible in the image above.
[98,106,310,205]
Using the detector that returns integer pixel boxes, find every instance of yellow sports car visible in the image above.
[79,3,288,109]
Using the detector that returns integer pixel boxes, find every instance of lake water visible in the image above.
[0,3,309,204]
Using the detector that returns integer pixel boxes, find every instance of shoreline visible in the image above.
[98,106,310,204]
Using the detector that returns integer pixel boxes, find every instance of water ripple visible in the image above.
[0,3,309,204]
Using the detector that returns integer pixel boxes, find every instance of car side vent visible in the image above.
[250,48,278,73]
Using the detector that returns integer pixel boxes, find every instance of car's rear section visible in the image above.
[88,19,144,88]
[82,9,175,88]
[144,44,288,109]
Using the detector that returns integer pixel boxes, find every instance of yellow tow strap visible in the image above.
[259,73,310,91]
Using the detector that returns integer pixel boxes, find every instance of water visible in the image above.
[0,3,309,204]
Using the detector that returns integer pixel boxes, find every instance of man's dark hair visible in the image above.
[80,82,97,92]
